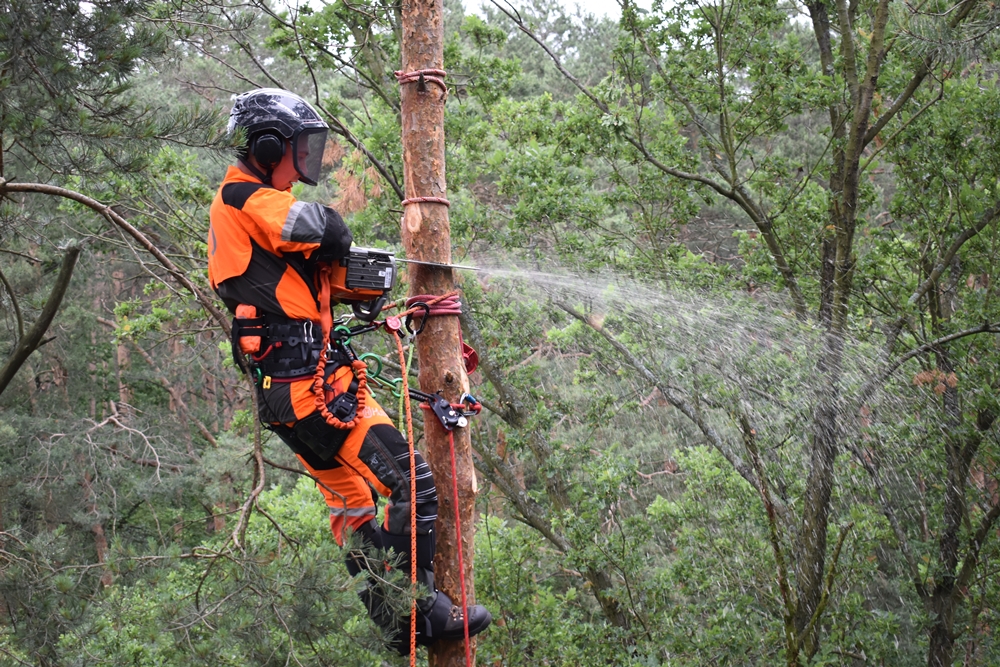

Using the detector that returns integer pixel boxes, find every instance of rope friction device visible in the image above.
[326,247,482,324]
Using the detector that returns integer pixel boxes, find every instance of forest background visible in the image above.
[1,0,999,665]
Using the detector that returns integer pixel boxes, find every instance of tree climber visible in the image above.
[206,88,491,654]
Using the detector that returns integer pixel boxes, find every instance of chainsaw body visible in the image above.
[328,247,396,321]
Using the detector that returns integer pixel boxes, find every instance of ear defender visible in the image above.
[250,132,285,168]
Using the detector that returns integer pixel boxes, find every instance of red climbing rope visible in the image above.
[381,290,460,319]
[407,293,461,316]
[394,68,448,94]
[448,428,473,666]
[406,294,478,374]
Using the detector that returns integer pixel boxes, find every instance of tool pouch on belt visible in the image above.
[230,309,266,370]
[234,305,261,354]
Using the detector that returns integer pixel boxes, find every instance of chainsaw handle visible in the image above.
[352,296,387,322]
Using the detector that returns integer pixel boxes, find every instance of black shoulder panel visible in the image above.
[221,182,266,210]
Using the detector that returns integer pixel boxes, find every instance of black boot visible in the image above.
[362,570,493,654]
[379,529,492,653]
[413,586,493,646]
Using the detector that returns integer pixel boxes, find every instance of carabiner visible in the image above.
[405,302,431,336]
[391,377,405,398]
[459,392,483,416]
[358,353,384,379]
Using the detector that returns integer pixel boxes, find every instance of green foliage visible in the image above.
[477,514,623,666]
[3,0,1000,665]
[55,479,384,667]
[0,0,218,180]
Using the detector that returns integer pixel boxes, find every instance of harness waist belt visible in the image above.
[233,313,326,378]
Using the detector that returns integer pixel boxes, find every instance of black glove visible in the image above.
[314,207,353,261]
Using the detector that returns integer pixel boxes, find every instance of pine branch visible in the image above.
[0,261,24,341]
[0,179,230,334]
[0,244,80,396]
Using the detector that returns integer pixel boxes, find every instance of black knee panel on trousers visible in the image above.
[269,422,344,471]
[292,410,351,461]
[359,424,439,535]
[380,528,435,570]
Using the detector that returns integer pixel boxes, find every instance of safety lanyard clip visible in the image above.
[458,392,482,416]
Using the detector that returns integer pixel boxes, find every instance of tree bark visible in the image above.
[398,1,478,664]
[110,270,134,417]
[926,410,998,667]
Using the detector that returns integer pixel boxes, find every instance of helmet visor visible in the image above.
[293,128,328,186]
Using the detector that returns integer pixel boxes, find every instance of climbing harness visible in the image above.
[231,307,324,379]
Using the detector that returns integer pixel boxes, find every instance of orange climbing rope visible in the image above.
[392,330,420,665]
[311,265,368,429]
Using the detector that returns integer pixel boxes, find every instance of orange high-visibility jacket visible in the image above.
[207,165,352,319]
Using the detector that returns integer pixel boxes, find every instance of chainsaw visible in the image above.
[329,247,481,322]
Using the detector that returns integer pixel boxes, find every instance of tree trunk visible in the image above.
[398,1,479,664]
[926,410,996,667]
[927,596,957,667]
[82,468,113,587]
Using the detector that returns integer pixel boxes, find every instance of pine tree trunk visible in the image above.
[398,1,479,663]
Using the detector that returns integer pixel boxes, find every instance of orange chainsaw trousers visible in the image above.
[269,385,438,546]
